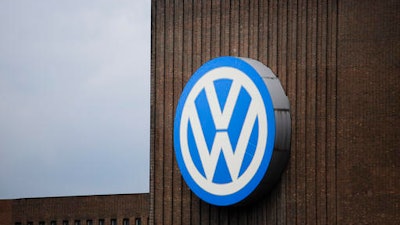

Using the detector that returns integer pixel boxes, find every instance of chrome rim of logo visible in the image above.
[174,57,276,206]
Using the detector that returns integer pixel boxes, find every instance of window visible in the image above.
[135,218,141,225]
[51,221,57,225]
[98,220,104,225]
[15,223,21,225]
[86,220,92,225]
[123,219,129,225]
[110,219,116,225]
[39,222,45,225]
[27,222,33,225]
[74,221,80,225]
[63,221,69,225]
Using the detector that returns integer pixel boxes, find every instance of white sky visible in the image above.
[0,0,151,199]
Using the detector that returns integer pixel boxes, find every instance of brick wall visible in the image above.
[149,0,400,224]
[0,200,12,225]
[0,194,149,225]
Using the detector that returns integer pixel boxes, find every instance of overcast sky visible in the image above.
[0,0,150,199]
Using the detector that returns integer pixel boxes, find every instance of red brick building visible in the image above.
[0,1,398,225]
[149,0,399,224]
[0,194,149,225]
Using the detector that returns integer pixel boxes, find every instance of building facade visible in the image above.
[0,194,149,225]
[0,1,398,225]
[150,0,399,224]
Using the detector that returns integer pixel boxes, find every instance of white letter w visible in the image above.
[187,80,259,182]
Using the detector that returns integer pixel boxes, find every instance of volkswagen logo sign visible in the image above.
[174,56,291,206]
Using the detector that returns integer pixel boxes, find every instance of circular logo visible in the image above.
[174,57,276,206]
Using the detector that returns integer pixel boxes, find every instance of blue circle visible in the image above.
[174,56,276,206]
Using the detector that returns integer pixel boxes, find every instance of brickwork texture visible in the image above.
[150,0,399,224]
[0,194,149,225]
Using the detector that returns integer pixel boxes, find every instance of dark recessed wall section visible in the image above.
[150,0,399,224]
